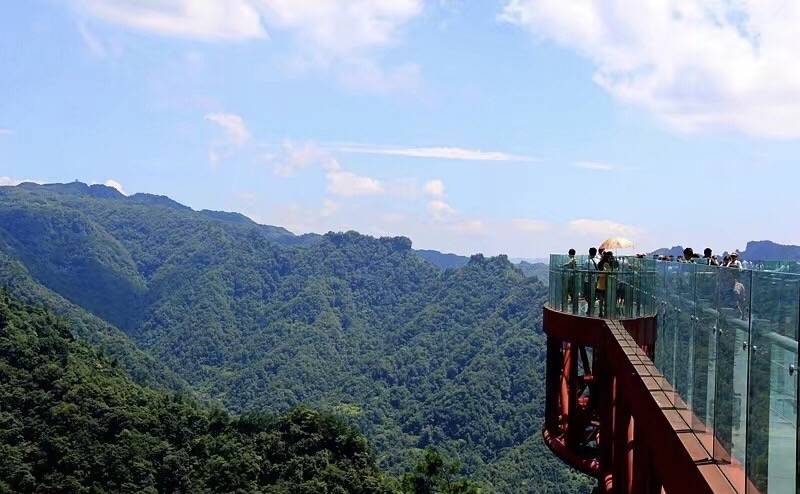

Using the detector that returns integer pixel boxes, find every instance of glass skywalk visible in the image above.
[549,255,799,494]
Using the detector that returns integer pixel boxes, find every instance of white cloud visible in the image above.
[206,112,251,146]
[327,170,384,197]
[0,177,41,186]
[75,1,422,54]
[423,179,445,198]
[103,178,126,194]
[71,1,423,93]
[450,219,486,235]
[73,0,266,40]
[270,140,340,177]
[77,21,121,58]
[334,143,536,161]
[568,218,640,238]
[511,218,550,233]
[335,60,422,94]
[259,0,421,58]
[501,0,800,138]
[320,199,339,217]
[427,199,456,221]
[237,191,258,203]
[573,160,616,171]
[0,129,12,136]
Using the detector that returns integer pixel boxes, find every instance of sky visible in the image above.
[2,1,800,258]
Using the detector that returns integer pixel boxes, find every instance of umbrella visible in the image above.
[599,237,634,250]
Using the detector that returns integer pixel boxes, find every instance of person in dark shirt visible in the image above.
[703,248,719,266]
[584,247,599,315]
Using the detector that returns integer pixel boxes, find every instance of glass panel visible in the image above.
[713,267,752,491]
[745,271,799,494]
[654,261,671,372]
[546,255,659,321]
[547,253,800,491]
[673,262,696,408]
[692,263,719,432]
[660,262,681,389]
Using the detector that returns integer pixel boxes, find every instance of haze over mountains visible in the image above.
[0,182,591,493]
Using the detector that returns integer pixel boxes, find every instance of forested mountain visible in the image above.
[0,182,593,493]
[414,250,469,270]
[0,291,482,493]
[515,262,549,285]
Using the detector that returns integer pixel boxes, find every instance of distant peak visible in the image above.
[127,193,190,210]
[200,209,255,225]
[323,231,412,251]
[16,181,124,199]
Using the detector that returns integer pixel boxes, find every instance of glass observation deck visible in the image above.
[548,254,800,494]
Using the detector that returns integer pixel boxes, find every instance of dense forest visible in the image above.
[0,291,483,493]
[0,182,594,493]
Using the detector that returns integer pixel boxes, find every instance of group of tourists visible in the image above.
[559,245,751,320]
[657,247,744,269]
[561,247,623,317]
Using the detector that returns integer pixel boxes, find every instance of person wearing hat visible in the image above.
[726,252,743,269]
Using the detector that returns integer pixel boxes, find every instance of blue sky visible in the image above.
[2,1,799,257]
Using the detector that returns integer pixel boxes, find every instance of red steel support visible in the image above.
[560,342,573,436]
[542,306,740,494]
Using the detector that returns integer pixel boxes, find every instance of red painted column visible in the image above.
[597,350,615,493]
[545,336,562,431]
[632,424,663,494]
[613,391,631,494]
[560,342,574,438]
[626,415,635,494]
[567,343,582,448]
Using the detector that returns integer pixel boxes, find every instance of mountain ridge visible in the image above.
[651,240,800,260]
[0,181,592,493]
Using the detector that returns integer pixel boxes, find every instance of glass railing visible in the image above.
[548,254,658,319]
[548,254,799,493]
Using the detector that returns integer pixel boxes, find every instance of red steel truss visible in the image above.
[542,306,739,494]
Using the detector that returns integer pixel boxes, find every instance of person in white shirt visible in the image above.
[583,247,599,315]
[726,252,743,269]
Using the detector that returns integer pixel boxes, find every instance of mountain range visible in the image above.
[651,240,800,260]
[0,182,591,493]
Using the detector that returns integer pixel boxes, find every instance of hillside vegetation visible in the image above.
[0,291,486,493]
[0,183,593,493]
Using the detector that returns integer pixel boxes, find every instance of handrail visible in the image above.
[547,253,800,494]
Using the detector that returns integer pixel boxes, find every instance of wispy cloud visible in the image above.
[70,0,423,93]
[103,178,126,194]
[511,218,551,233]
[568,218,640,238]
[206,113,250,146]
[427,199,456,221]
[332,143,537,162]
[326,170,384,197]
[0,129,12,136]
[205,112,251,166]
[423,179,445,198]
[0,177,39,186]
[573,161,616,171]
[268,140,339,177]
[72,0,266,40]
[449,219,486,235]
